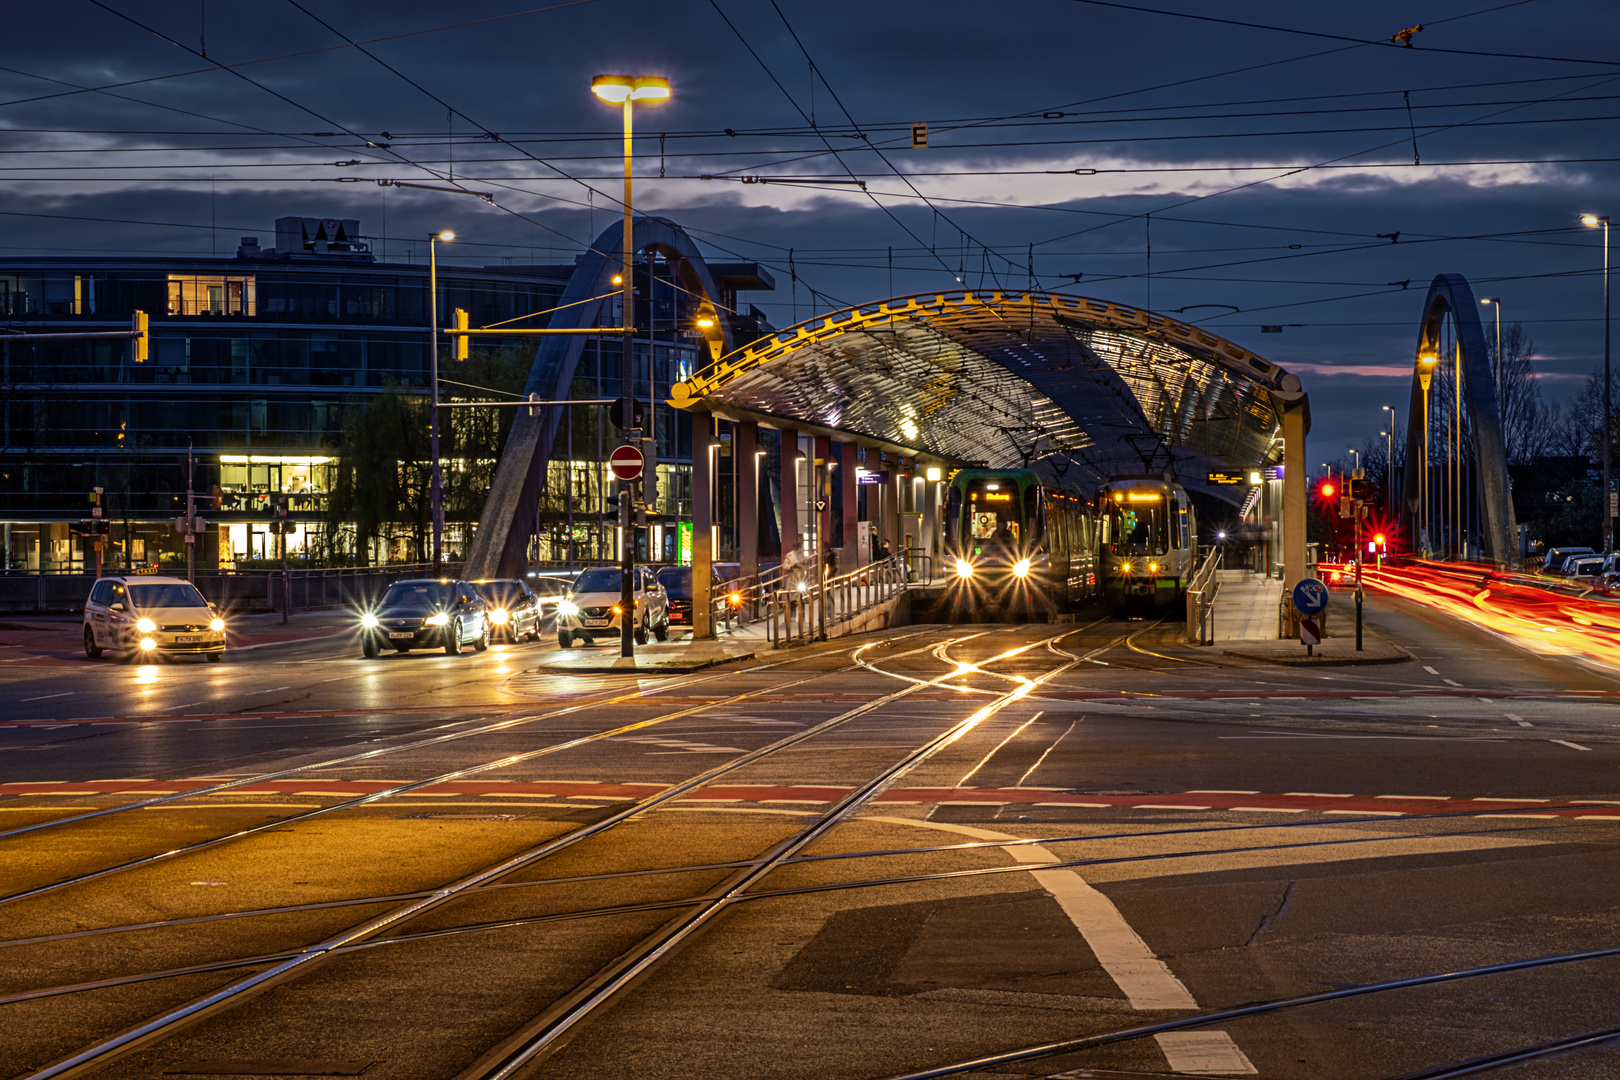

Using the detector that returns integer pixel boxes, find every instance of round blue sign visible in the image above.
[1292,577,1330,616]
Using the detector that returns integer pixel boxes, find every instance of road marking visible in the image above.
[1423,666,1439,675]
[1443,679,1464,687]
[1375,795,1449,800]
[1505,713,1533,727]
[1015,720,1076,787]
[249,686,292,694]
[1135,804,1212,811]
[1475,797,1550,803]
[1155,1031,1258,1075]
[1229,807,1306,814]
[867,817,1199,1009]
[1187,790,1259,794]
[21,692,73,702]
[1551,740,1593,752]
[1325,809,1404,816]
[1284,792,1353,798]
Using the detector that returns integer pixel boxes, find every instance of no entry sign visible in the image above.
[608,444,645,481]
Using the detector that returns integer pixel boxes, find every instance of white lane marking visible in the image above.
[1137,804,1212,811]
[1325,809,1404,816]
[1443,679,1464,687]
[249,686,293,694]
[1423,666,1440,675]
[1229,807,1306,814]
[21,692,73,702]
[1375,795,1449,800]
[1475,797,1550,803]
[1187,790,1259,794]
[1285,792,1353,798]
[865,816,1200,1010]
[957,714,1041,787]
[1155,1031,1258,1075]
[1505,713,1533,727]
[1551,740,1593,752]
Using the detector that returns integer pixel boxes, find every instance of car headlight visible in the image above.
[1013,559,1030,578]
[489,609,509,625]
[361,613,379,628]
[558,600,578,617]
[210,618,225,632]
[954,559,973,579]
[136,617,156,633]
[426,612,450,626]
[139,637,156,651]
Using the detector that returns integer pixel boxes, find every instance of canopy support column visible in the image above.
[736,421,759,586]
[780,429,800,562]
[839,440,859,569]
[693,412,715,640]
[1282,399,1309,592]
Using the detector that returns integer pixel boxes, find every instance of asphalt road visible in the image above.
[1,593,1618,1080]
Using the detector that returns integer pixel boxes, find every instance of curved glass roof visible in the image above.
[669,290,1306,498]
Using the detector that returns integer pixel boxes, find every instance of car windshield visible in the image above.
[379,582,454,607]
[656,567,692,599]
[128,583,208,609]
[472,582,524,606]
[572,568,622,594]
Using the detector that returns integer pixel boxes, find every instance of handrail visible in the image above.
[1184,547,1223,645]
[767,552,920,649]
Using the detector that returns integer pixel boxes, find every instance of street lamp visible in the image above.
[592,73,670,656]
[428,229,454,573]
[1480,297,1503,389]
[1381,404,1395,511]
[1583,213,1612,554]
[1418,346,1439,556]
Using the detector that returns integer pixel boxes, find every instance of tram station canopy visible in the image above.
[669,290,1308,502]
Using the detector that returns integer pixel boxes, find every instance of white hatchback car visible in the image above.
[556,565,670,647]
[83,575,226,662]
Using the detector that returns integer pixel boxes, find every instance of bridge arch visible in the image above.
[463,216,735,579]
[1397,274,1517,563]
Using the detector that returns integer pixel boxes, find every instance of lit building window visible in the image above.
[168,274,256,316]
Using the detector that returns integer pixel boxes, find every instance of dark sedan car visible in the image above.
[360,579,490,657]
[470,578,545,642]
[655,565,727,630]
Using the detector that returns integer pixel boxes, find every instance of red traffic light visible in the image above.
[1319,481,1336,498]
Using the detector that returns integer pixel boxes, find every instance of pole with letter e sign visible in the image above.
[609,444,646,658]
[1291,577,1329,657]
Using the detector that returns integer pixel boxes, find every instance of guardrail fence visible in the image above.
[1184,548,1223,645]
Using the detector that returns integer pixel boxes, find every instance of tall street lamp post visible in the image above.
[1480,297,1502,390]
[428,229,454,574]
[1583,213,1612,554]
[1380,404,1395,512]
[592,74,670,657]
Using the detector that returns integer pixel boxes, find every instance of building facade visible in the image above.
[0,215,774,572]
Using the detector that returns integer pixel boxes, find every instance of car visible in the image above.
[556,565,670,647]
[1542,546,1595,573]
[83,575,226,662]
[469,578,545,642]
[359,579,490,657]
[527,574,572,623]
[1566,555,1605,583]
[655,564,725,630]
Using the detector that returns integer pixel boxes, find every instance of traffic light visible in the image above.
[1318,480,1335,499]
[609,395,645,431]
[131,310,148,362]
[1339,496,1352,519]
[453,308,469,361]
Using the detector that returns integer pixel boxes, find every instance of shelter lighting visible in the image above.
[591,75,672,103]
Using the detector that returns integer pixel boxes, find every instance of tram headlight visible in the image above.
[954,559,974,579]
[1013,558,1030,579]
[1149,562,1159,574]
[1121,562,1132,575]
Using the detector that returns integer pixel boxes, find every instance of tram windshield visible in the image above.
[965,481,1021,554]
[1101,494,1169,555]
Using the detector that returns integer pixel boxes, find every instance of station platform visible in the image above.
[1209,569,1410,665]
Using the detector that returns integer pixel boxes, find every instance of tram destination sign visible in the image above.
[1206,471,1248,486]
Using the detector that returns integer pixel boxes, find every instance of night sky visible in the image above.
[4,0,1617,463]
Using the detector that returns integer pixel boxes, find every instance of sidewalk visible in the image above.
[1210,571,1411,666]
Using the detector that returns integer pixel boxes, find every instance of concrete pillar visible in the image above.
[1282,400,1308,592]
[736,421,759,584]
[840,440,859,568]
[814,435,833,572]
[780,429,800,560]
[693,412,715,639]
[889,456,904,559]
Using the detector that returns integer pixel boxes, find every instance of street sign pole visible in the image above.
[609,443,647,659]
[185,441,196,584]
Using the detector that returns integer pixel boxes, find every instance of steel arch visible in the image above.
[462,217,734,580]
[1399,273,1518,563]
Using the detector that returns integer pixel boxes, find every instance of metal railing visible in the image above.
[767,553,919,649]
[1184,548,1223,645]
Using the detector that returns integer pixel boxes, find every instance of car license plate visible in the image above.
[174,635,200,643]
[388,631,413,639]
[669,612,685,621]
[582,618,609,627]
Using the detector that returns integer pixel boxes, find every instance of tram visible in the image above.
[943,468,1097,615]
[1095,475,1198,615]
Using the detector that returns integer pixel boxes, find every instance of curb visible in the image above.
[532,650,757,676]
[1220,643,1413,667]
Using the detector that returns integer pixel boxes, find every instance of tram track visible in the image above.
[13,625,1053,1080]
